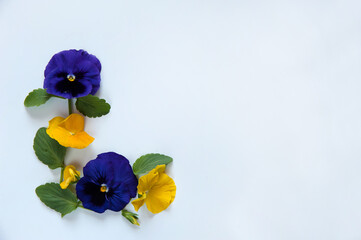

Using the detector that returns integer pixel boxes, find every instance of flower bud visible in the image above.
[60,165,81,189]
[122,210,140,226]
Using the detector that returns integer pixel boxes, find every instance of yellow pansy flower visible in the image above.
[46,113,94,149]
[132,165,176,214]
[60,165,81,189]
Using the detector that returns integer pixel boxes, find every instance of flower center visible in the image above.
[67,74,76,82]
[100,184,108,192]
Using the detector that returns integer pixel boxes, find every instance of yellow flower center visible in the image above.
[100,184,108,192]
[67,74,76,82]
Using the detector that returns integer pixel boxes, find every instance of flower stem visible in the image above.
[60,167,64,183]
[78,204,92,211]
[68,98,73,115]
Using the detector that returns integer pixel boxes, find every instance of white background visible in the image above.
[0,0,361,239]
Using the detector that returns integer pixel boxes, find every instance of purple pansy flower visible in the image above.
[43,49,101,99]
[76,152,138,213]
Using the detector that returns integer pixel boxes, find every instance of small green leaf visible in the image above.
[36,183,78,217]
[24,88,52,107]
[75,95,111,118]
[33,127,66,169]
[133,153,173,175]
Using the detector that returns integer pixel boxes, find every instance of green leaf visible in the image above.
[24,88,52,107]
[33,127,66,169]
[35,183,79,217]
[132,153,173,175]
[75,95,111,118]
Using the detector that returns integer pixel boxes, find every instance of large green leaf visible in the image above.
[24,88,52,107]
[132,153,173,175]
[36,183,79,217]
[33,127,66,169]
[75,95,111,118]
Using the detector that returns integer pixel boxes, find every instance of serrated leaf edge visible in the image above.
[24,88,52,107]
[75,95,111,118]
[132,153,173,175]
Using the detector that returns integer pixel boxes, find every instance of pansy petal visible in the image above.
[82,157,110,184]
[44,50,78,77]
[136,165,166,193]
[69,132,94,149]
[48,116,65,128]
[152,172,176,198]
[44,74,66,95]
[155,164,166,173]
[46,127,94,149]
[76,178,108,213]
[74,60,100,78]
[146,173,176,214]
[75,63,101,91]
[45,49,86,76]
[82,76,101,95]
[107,183,133,212]
[96,152,138,197]
[55,78,93,98]
[131,196,146,212]
[85,51,102,71]
[58,114,85,133]
[44,55,59,77]
[145,193,171,214]
[46,124,73,145]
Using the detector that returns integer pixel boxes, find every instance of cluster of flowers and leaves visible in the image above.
[24,50,176,225]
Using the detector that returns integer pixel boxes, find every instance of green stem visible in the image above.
[78,204,92,211]
[68,98,73,115]
[50,95,65,99]
[60,167,64,183]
